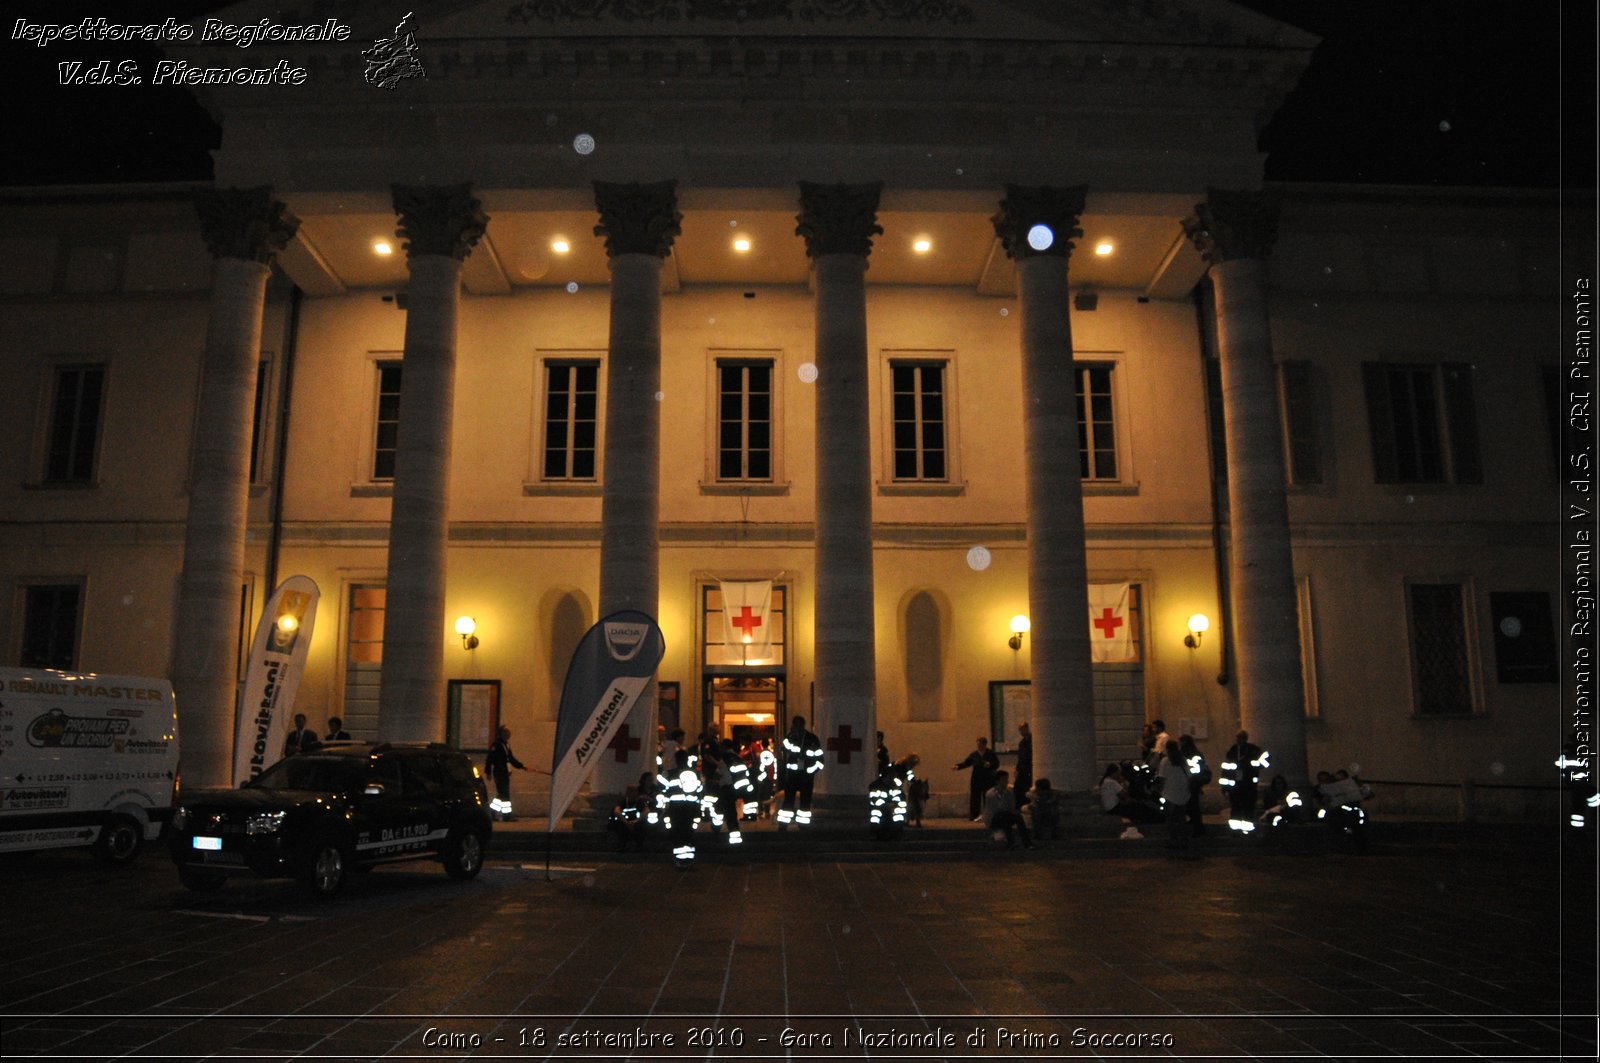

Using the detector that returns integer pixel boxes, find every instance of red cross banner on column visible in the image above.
[1088,582,1136,663]
[827,724,863,764]
[718,579,773,661]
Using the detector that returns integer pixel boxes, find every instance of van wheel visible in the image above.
[302,839,347,898]
[443,827,486,880]
[179,867,226,892]
[93,816,144,865]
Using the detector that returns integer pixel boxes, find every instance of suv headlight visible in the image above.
[245,811,288,835]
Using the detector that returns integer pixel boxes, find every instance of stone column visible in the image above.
[992,185,1097,794]
[592,180,681,796]
[175,188,298,787]
[1183,188,1308,786]
[797,181,883,802]
[377,184,487,742]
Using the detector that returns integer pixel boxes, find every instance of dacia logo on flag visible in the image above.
[603,622,649,661]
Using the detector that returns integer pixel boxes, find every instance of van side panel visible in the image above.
[0,669,180,855]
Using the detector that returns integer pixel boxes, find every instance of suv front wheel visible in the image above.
[443,826,486,880]
[302,837,349,897]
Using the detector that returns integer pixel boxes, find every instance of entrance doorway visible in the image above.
[704,674,785,749]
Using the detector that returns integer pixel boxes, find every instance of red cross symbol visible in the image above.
[731,606,763,639]
[827,724,863,764]
[1093,608,1124,639]
[607,724,641,763]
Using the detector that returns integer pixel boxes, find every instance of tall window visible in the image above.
[372,361,403,480]
[343,584,386,739]
[1363,362,1481,484]
[890,361,948,480]
[248,359,271,483]
[1407,582,1474,715]
[1278,361,1323,485]
[20,583,81,670]
[45,365,106,484]
[1075,364,1118,481]
[717,360,772,481]
[542,360,599,480]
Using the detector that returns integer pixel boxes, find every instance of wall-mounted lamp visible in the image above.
[1184,613,1210,649]
[454,615,479,651]
[1008,614,1031,652]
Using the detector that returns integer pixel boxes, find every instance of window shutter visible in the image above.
[1441,362,1482,484]
[1362,363,1400,483]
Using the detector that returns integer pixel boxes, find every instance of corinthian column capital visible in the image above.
[592,180,682,258]
[391,183,488,260]
[193,187,299,264]
[991,184,1087,261]
[795,181,884,258]
[1183,188,1282,266]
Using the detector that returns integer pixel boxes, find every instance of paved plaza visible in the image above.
[0,824,1594,1061]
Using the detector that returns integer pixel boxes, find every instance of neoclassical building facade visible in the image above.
[0,0,1576,814]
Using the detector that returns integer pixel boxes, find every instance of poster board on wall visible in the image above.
[447,679,500,752]
[988,680,1030,753]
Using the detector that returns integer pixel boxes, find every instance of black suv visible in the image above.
[168,743,493,897]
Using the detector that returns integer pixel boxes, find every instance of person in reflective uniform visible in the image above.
[868,760,910,840]
[753,741,777,818]
[1558,746,1596,831]
[777,715,824,829]
[1179,734,1211,837]
[722,739,756,836]
[1219,730,1269,833]
[657,749,703,867]
[485,725,527,821]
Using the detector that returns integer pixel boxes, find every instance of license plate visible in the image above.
[191,836,223,851]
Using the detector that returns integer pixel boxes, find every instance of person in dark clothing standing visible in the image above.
[284,714,320,757]
[485,725,527,821]
[1013,722,1033,808]
[324,716,351,742]
[953,737,999,822]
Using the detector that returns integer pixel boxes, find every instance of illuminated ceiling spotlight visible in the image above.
[733,237,752,253]
[551,238,571,254]
[1094,240,1115,256]
[912,237,932,254]
[372,239,393,256]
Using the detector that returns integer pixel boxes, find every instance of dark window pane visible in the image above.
[923,451,945,479]
[748,393,770,420]
[748,451,770,479]
[894,423,917,450]
[21,584,79,670]
[719,451,741,478]
[923,423,944,450]
[748,422,770,450]
[543,451,565,478]
[1410,583,1472,715]
[894,451,918,479]
[573,422,595,450]
[571,450,595,479]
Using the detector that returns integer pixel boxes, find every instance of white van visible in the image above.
[0,668,180,864]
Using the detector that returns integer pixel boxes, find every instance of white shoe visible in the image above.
[1120,827,1144,840]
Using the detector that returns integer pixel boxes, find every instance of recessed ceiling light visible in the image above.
[551,238,570,254]
[733,237,751,253]
[373,240,393,256]
[1094,241,1114,256]
[913,238,932,253]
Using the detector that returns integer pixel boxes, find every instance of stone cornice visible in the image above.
[391,184,489,260]
[593,180,683,258]
[1183,187,1282,265]
[795,181,884,258]
[193,187,299,264]
[992,184,1087,260]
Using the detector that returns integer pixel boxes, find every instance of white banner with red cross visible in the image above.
[1088,582,1136,663]
[718,579,773,660]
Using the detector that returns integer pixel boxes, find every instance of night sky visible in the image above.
[0,1,1588,189]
